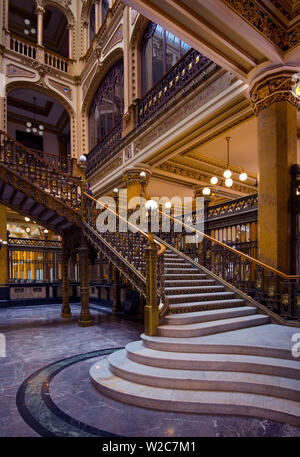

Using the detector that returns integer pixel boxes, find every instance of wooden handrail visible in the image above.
[159,209,300,279]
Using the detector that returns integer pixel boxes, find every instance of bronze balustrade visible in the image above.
[157,209,300,319]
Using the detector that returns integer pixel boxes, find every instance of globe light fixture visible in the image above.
[25,217,30,222]
[239,172,248,182]
[292,73,300,99]
[223,137,232,179]
[165,201,172,209]
[113,188,119,194]
[225,178,233,187]
[140,171,146,178]
[223,169,232,179]
[202,187,211,196]
[25,97,44,135]
[145,199,158,212]
[79,154,87,164]
[26,227,30,233]
[210,176,218,185]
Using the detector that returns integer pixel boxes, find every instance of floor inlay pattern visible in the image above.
[16,349,123,437]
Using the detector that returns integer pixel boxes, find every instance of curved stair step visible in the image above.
[157,314,269,337]
[90,360,300,427]
[126,341,300,379]
[108,350,300,401]
[141,331,295,360]
[163,306,257,325]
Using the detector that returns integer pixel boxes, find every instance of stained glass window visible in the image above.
[89,60,124,150]
[141,22,191,95]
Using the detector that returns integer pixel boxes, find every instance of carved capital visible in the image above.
[36,6,45,15]
[250,72,299,115]
[123,167,151,186]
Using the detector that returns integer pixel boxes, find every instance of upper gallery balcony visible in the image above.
[6,0,74,75]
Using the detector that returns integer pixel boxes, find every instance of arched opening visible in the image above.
[8,0,69,59]
[8,0,37,45]
[88,60,124,152]
[43,4,69,58]
[141,22,191,96]
[7,87,71,173]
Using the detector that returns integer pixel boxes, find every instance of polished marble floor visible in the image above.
[0,304,300,437]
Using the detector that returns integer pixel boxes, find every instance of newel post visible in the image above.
[144,200,159,336]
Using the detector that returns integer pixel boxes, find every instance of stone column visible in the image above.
[95,0,100,32]
[78,238,93,326]
[250,72,299,273]
[0,205,8,301]
[83,21,89,55]
[112,266,122,312]
[61,236,72,318]
[67,24,73,59]
[36,5,44,46]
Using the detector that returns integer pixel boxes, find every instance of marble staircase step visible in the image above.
[126,341,300,379]
[165,285,225,295]
[168,291,235,304]
[163,306,256,325]
[165,279,215,287]
[90,360,300,427]
[156,314,270,337]
[168,298,245,313]
[107,350,300,402]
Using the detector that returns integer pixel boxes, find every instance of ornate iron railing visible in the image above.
[0,131,82,212]
[157,210,300,320]
[86,122,122,178]
[83,193,167,323]
[137,49,214,125]
[208,194,258,220]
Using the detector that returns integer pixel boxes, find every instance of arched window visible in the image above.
[141,22,191,95]
[89,60,124,150]
[89,4,96,45]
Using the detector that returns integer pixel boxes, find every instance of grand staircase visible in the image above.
[90,248,300,427]
[0,131,299,426]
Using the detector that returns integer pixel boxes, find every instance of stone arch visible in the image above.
[5,80,76,157]
[42,1,75,26]
[81,47,123,155]
[130,15,149,100]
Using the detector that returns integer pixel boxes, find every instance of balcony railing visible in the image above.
[137,49,214,125]
[208,194,258,220]
[86,122,123,178]
[44,50,71,73]
[9,35,36,59]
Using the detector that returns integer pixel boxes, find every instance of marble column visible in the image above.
[78,238,93,326]
[61,236,72,318]
[250,72,299,273]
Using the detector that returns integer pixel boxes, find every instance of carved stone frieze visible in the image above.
[222,0,300,51]
[250,72,299,114]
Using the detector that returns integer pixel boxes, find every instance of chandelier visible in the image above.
[208,137,248,191]
[26,96,44,136]
[24,14,36,36]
